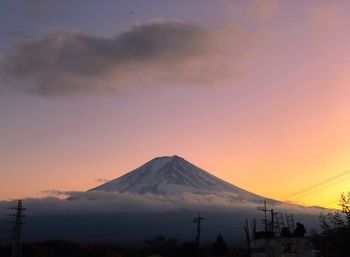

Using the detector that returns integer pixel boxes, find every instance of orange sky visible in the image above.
[0,1,349,209]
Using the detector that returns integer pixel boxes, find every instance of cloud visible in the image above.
[0,192,251,216]
[0,190,324,216]
[41,190,76,197]
[0,191,324,241]
[95,178,111,183]
[0,20,255,97]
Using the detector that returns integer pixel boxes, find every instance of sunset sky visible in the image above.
[0,0,349,209]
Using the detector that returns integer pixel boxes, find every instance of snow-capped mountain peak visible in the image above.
[90,155,268,202]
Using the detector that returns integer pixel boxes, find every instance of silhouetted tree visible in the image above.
[340,192,350,226]
[313,192,350,257]
[212,234,227,256]
[293,222,306,237]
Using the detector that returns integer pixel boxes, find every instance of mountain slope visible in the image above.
[90,155,271,203]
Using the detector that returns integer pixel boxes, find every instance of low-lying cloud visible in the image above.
[0,190,323,216]
[0,191,324,242]
[0,20,254,97]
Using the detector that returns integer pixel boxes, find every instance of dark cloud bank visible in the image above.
[0,191,323,243]
[0,20,253,97]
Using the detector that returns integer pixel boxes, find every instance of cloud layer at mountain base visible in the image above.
[0,191,324,242]
[0,190,324,215]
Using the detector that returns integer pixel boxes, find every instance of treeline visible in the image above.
[0,235,248,257]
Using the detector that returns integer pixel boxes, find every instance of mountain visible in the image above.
[90,155,271,203]
[0,155,321,243]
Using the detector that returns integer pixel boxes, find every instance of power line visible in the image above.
[285,169,350,199]
[323,200,340,209]
[289,175,350,200]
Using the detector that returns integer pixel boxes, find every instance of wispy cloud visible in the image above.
[0,20,255,97]
[95,178,111,183]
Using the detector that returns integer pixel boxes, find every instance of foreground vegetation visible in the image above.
[313,192,350,257]
[0,235,248,257]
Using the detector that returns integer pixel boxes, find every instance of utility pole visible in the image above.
[193,212,205,249]
[10,200,25,257]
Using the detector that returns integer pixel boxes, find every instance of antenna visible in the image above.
[257,200,274,233]
[9,200,25,257]
[257,201,268,232]
[193,212,205,248]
